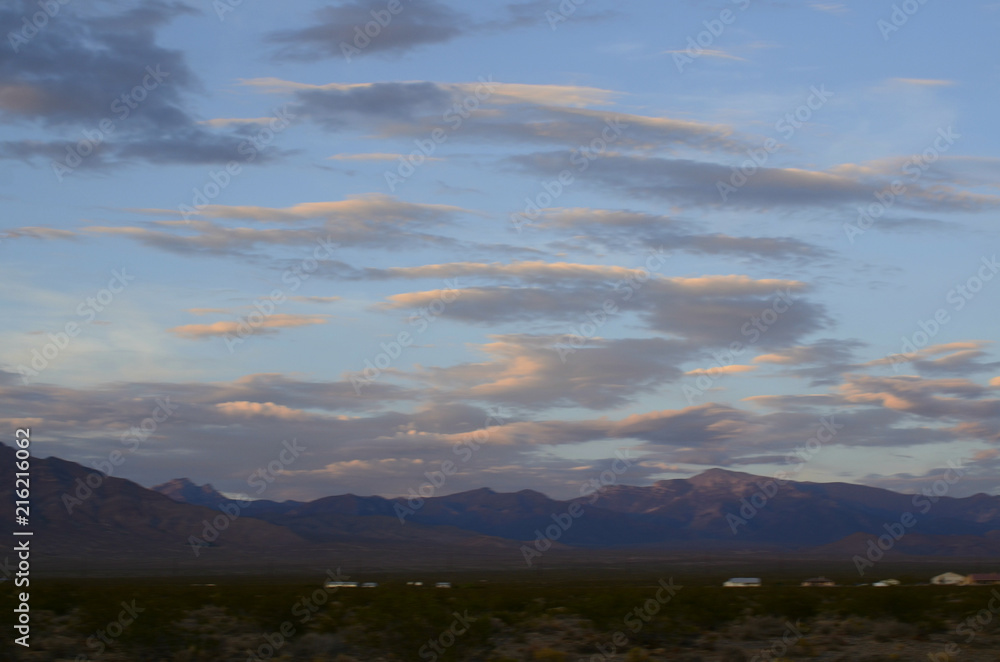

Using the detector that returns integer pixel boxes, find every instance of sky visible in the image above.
[2,0,1000,503]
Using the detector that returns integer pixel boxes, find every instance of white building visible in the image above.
[723,577,761,587]
[931,572,966,585]
[325,581,359,588]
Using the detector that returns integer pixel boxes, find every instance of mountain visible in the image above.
[4,443,1000,576]
[152,477,232,509]
[155,465,1000,553]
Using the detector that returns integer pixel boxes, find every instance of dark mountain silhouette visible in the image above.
[4,443,1000,575]
[153,461,1000,553]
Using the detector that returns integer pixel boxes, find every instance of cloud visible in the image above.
[1,226,77,241]
[4,362,1000,500]
[377,266,826,347]
[267,0,471,61]
[85,194,474,256]
[531,207,826,260]
[408,334,692,410]
[510,152,1000,214]
[214,401,312,420]
[290,296,341,304]
[891,78,956,87]
[865,341,1000,376]
[809,3,848,14]
[685,365,757,376]
[752,338,866,385]
[169,314,329,339]
[187,308,232,316]
[243,78,743,153]
[173,195,472,224]
[663,48,746,62]
[860,461,1000,499]
[198,117,278,127]
[838,373,1000,420]
[0,0,288,169]
[328,152,414,161]
[265,1,617,62]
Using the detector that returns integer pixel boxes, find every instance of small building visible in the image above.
[931,572,966,585]
[801,577,836,587]
[405,581,423,586]
[361,582,378,588]
[325,581,359,589]
[723,577,761,587]
[963,573,1000,586]
[435,582,452,589]
[873,579,900,587]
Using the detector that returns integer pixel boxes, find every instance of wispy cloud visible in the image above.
[169,314,329,339]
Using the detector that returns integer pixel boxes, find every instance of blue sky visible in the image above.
[2,0,1000,501]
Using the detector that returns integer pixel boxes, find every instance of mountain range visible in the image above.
[3,442,1000,576]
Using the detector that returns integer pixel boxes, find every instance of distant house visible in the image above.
[435,582,452,589]
[801,577,836,587]
[963,573,1000,586]
[723,577,761,587]
[361,582,378,588]
[873,579,900,587]
[406,581,423,586]
[325,581,359,589]
[931,572,966,585]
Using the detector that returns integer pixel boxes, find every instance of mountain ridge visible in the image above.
[3,443,999,575]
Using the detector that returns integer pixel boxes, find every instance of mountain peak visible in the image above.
[152,478,228,508]
[687,468,762,488]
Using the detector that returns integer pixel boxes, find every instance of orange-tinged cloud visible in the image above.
[169,314,328,339]
[685,365,757,376]
[214,401,309,420]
